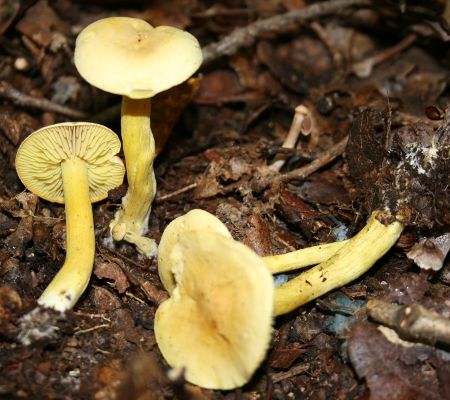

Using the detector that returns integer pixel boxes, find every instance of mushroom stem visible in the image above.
[274,211,403,316]
[38,157,95,312]
[264,240,349,273]
[110,96,157,256]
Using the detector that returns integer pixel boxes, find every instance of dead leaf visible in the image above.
[93,286,121,313]
[194,161,224,199]
[407,233,450,271]
[94,259,131,294]
[4,215,33,257]
[242,213,274,256]
[152,78,200,154]
[15,0,70,48]
[269,345,307,369]
[195,70,243,104]
[0,106,40,146]
[348,322,444,400]
[0,285,22,338]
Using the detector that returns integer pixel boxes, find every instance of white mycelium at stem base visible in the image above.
[38,158,95,311]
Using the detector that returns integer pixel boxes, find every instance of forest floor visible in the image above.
[0,0,449,399]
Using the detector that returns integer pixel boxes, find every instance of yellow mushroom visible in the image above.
[274,211,403,315]
[74,17,202,257]
[263,240,348,273]
[158,209,232,294]
[157,209,347,293]
[158,209,403,317]
[15,122,125,312]
[155,230,274,390]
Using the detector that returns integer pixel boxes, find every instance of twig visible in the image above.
[367,299,450,346]
[279,136,348,183]
[202,0,370,65]
[270,363,310,383]
[74,323,110,335]
[310,21,343,68]
[99,244,151,270]
[254,136,348,190]
[0,81,87,119]
[110,254,168,305]
[352,33,417,78]
[73,311,111,322]
[155,182,198,202]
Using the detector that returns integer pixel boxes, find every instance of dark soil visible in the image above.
[0,1,449,399]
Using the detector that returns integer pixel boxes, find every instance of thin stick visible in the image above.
[367,299,450,346]
[270,363,310,383]
[74,323,110,335]
[352,34,417,78]
[156,182,198,202]
[254,136,348,191]
[202,0,370,65]
[0,81,87,119]
[279,136,348,183]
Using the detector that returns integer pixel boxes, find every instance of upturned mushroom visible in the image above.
[15,122,125,312]
[155,229,274,390]
[157,209,402,317]
[157,209,348,294]
[158,209,232,294]
[74,17,203,256]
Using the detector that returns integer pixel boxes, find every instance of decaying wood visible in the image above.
[367,299,450,346]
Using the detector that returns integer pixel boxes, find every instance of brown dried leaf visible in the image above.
[93,286,121,313]
[0,285,22,338]
[194,161,224,199]
[15,0,70,48]
[131,0,194,28]
[195,70,242,104]
[0,106,40,146]
[407,233,450,271]
[257,41,308,95]
[94,259,131,294]
[116,352,167,400]
[4,215,33,257]
[297,171,350,205]
[348,322,443,400]
[153,78,200,154]
[269,345,307,369]
[94,359,127,400]
[242,213,274,256]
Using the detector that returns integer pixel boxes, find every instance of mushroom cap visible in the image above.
[155,231,274,390]
[158,209,232,294]
[74,17,203,99]
[15,122,125,204]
